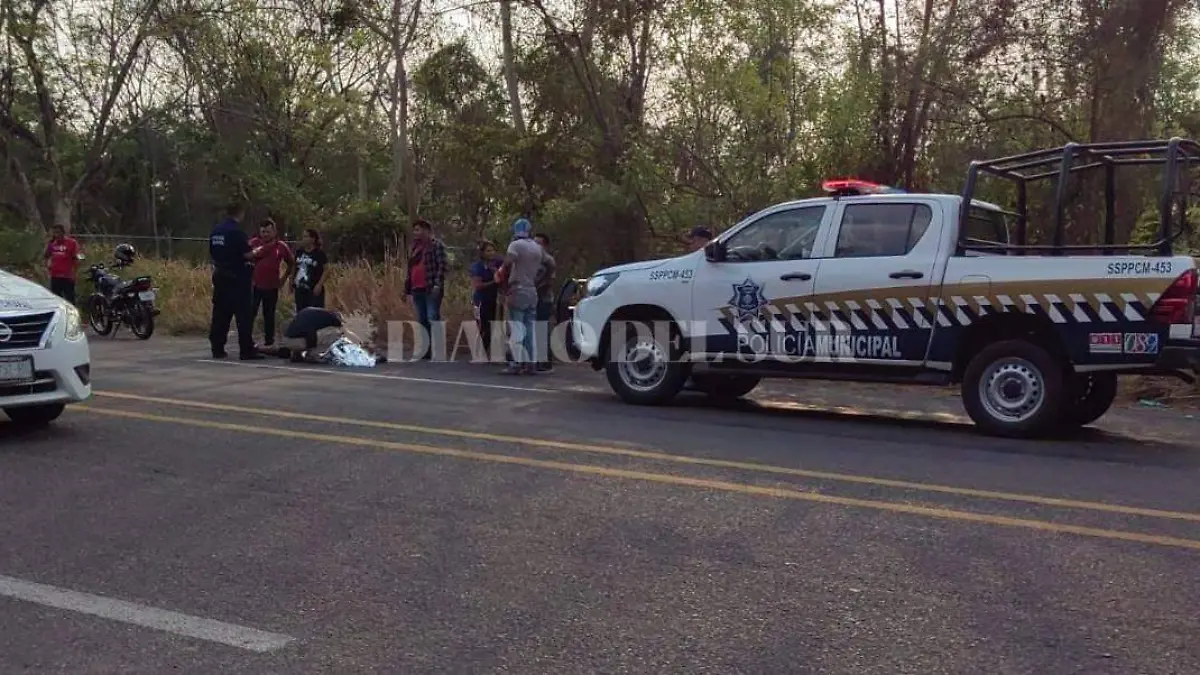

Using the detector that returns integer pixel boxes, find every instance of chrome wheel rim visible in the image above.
[979,357,1044,423]
[618,338,668,392]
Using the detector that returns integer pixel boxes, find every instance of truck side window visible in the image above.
[834,203,933,258]
[724,206,826,262]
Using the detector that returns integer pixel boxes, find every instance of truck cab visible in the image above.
[571,141,1200,438]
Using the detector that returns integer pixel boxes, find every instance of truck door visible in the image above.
[809,199,943,365]
[689,203,833,360]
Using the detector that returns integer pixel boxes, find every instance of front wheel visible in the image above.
[1060,372,1119,429]
[689,373,762,401]
[5,403,65,429]
[87,295,113,336]
[128,303,155,340]
[604,320,690,405]
[961,339,1066,439]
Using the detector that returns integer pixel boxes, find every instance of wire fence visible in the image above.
[73,234,475,266]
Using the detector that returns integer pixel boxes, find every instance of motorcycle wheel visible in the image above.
[87,295,114,336]
[129,303,155,340]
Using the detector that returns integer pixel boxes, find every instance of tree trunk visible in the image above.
[500,0,526,135]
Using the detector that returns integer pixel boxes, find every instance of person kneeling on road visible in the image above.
[279,307,344,363]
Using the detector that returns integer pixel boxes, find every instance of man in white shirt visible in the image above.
[499,217,549,374]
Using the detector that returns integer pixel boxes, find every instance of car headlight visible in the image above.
[585,272,620,297]
[62,303,84,340]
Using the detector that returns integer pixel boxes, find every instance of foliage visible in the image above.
[1,0,1199,336]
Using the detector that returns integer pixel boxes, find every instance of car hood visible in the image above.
[0,269,67,311]
[593,253,697,276]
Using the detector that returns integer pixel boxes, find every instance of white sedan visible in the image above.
[0,269,91,428]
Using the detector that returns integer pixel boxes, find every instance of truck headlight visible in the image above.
[585,272,620,297]
[62,303,84,340]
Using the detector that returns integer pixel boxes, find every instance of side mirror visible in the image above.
[704,240,726,263]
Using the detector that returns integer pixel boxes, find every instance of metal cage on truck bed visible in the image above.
[958,138,1200,256]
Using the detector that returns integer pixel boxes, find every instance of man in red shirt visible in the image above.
[44,225,81,304]
[249,219,295,347]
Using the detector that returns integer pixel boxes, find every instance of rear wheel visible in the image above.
[129,304,155,340]
[604,319,690,405]
[1059,372,1119,429]
[961,339,1065,439]
[87,295,113,336]
[689,373,762,401]
[5,403,65,428]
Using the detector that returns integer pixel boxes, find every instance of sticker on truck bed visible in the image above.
[1088,332,1121,353]
[1106,260,1174,275]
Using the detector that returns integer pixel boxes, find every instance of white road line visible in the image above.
[194,359,555,393]
[0,574,295,653]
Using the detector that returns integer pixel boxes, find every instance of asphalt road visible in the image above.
[2,336,1200,673]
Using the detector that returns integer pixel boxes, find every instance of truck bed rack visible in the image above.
[958,138,1200,256]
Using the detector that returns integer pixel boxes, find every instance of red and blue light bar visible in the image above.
[820,179,906,197]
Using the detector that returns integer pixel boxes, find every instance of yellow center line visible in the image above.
[75,405,1200,552]
[91,390,1200,523]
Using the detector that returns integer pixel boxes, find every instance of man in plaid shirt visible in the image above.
[405,219,448,359]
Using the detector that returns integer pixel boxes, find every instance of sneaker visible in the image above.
[211,350,228,359]
[500,365,523,375]
[536,363,554,373]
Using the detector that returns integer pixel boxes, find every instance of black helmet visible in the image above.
[114,243,137,264]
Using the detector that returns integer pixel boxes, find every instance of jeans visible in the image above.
[49,277,76,305]
[536,299,553,365]
[295,287,325,311]
[252,287,279,345]
[411,289,443,358]
[475,295,499,361]
[507,305,537,365]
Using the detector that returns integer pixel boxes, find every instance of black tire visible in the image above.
[961,339,1066,439]
[5,403,65,428]
[1059,372,1119,428]
[87,295,113,336]
[129,305,155,340]
[690,373,762,401]
[604,319,690,405]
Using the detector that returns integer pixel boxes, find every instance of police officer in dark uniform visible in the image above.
[208,202,263,360]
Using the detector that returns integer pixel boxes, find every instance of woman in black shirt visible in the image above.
[292,228,328,311]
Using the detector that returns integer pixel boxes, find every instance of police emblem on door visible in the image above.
[730,278,768,322]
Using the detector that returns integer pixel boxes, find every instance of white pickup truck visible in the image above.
[0,268,92,428]
[570,140,1200,438]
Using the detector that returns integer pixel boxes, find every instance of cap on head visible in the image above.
[689,227,713,240]
[512,217,532,239]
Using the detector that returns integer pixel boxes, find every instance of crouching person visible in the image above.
[282,307,344,363]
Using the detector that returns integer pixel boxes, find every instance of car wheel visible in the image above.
[689,373,762,401]
[604,319,690,405]
[1059,372,1119,429]
[4,403,66,428]
[961,339,1065,439]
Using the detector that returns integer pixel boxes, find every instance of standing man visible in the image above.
[533,233,557,373]
[686,226,713,252]
[249,218,295,348]
[404,219,447,359]
[498,217,547,375]
[44,225,81,304]
[208,202,262,360]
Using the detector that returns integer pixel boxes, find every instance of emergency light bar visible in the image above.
[821,179,906,197]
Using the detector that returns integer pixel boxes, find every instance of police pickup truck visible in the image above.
[569,140,1200,438]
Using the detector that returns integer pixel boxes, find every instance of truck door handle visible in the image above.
[889,270,924,279]
[780,272,812,281]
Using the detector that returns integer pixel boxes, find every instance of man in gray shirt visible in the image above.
[499,217,551,374]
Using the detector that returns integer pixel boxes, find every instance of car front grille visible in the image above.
[0,312,55,351]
